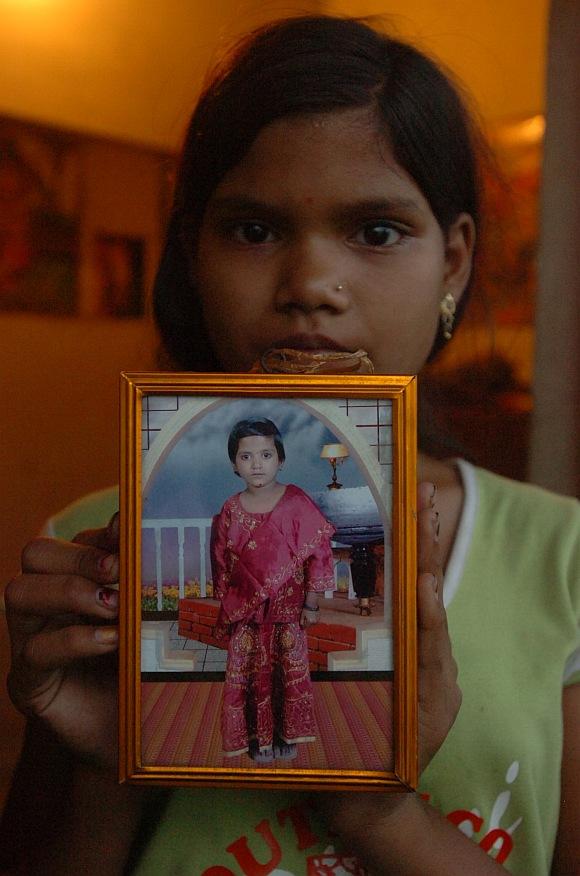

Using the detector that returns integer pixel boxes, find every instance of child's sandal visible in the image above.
[273,742,297,760]
[250,745,274,764]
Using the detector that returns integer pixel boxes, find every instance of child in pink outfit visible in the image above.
[210,417,335,762]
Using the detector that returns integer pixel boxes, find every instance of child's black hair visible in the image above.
[228,418,286,466]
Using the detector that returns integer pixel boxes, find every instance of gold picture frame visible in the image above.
[119,372,417,792]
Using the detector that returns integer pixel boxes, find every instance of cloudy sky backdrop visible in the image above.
[141,398,371,584]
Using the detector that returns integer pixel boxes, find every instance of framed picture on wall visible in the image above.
[94,233,145,317]
[0,113,171,318]
[119,372,417,792]
[0,117,80,314]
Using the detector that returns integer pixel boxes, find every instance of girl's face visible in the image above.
[195,107,474,374]
[234,435,282,491]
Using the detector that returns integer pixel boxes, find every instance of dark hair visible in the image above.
[227,418,285,466]
[153,14,481,369]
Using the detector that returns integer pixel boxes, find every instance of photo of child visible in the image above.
[211,417,335,763]
[137,394,394,774]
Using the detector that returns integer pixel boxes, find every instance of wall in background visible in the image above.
[324,0,548,122]
[0,0,325,150]
[0,315,157,581]
[0,0,547,151]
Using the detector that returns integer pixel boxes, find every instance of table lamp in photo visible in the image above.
[320,443,349,490]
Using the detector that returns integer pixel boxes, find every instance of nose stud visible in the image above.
[335,284,344,291]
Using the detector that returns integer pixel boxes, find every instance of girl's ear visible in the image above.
[442,212,476,306]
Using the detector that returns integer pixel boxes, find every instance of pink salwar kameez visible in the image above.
[210,484,334,756]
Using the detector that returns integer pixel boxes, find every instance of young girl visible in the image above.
[211,417,334,762]
[2,15,578,875]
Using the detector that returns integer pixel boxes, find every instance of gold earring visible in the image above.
[439,292,456,340]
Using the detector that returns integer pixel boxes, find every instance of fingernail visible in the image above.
[107,512,120,539]
[432,510,440,543]
[99,553,118,576]
[95,627,118,644]
[97,587,118,610]
[426,573,438,595]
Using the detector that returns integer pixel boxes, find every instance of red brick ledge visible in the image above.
[178,598,356,671]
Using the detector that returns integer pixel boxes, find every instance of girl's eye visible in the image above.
[231,222,275,244]
[354,223,403,248]
[262,451,272,459]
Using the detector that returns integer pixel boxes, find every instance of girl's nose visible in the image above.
[274,238,350,315]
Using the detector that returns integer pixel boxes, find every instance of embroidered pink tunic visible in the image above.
[210,484,335,755]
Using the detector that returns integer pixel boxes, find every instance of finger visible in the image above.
[417,481,440,576]
[73,512,119,551]
[417,505,441,577]
[5,573,119,621]
[20,537,118,584]
[21,623,119,671]
[417,574,460,698]
[417,572,445,634]
[417,481,436,513]
[416,571,461,770]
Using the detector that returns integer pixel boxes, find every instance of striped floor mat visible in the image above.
[141,680,393,772]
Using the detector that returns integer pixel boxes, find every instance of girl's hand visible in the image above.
[416,479,462,773]
[300,605,320,629]
[318,482,466,854]
[4,514,121,769]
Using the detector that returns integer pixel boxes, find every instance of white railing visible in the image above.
[142,518,354,610]
[142,518,213,610]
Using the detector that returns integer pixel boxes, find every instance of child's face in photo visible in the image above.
[234,435,282,490]
[195,106,472,375]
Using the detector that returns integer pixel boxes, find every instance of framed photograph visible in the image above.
[119,373,417,792]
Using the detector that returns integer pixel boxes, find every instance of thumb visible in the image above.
[72,511,120,552]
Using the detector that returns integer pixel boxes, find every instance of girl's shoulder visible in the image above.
[284,483,306,497]
[44,486,119,540]
[283,483,313,502]
[472,464,580,534]
[281,483,321,511]
[460,463,580,613]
